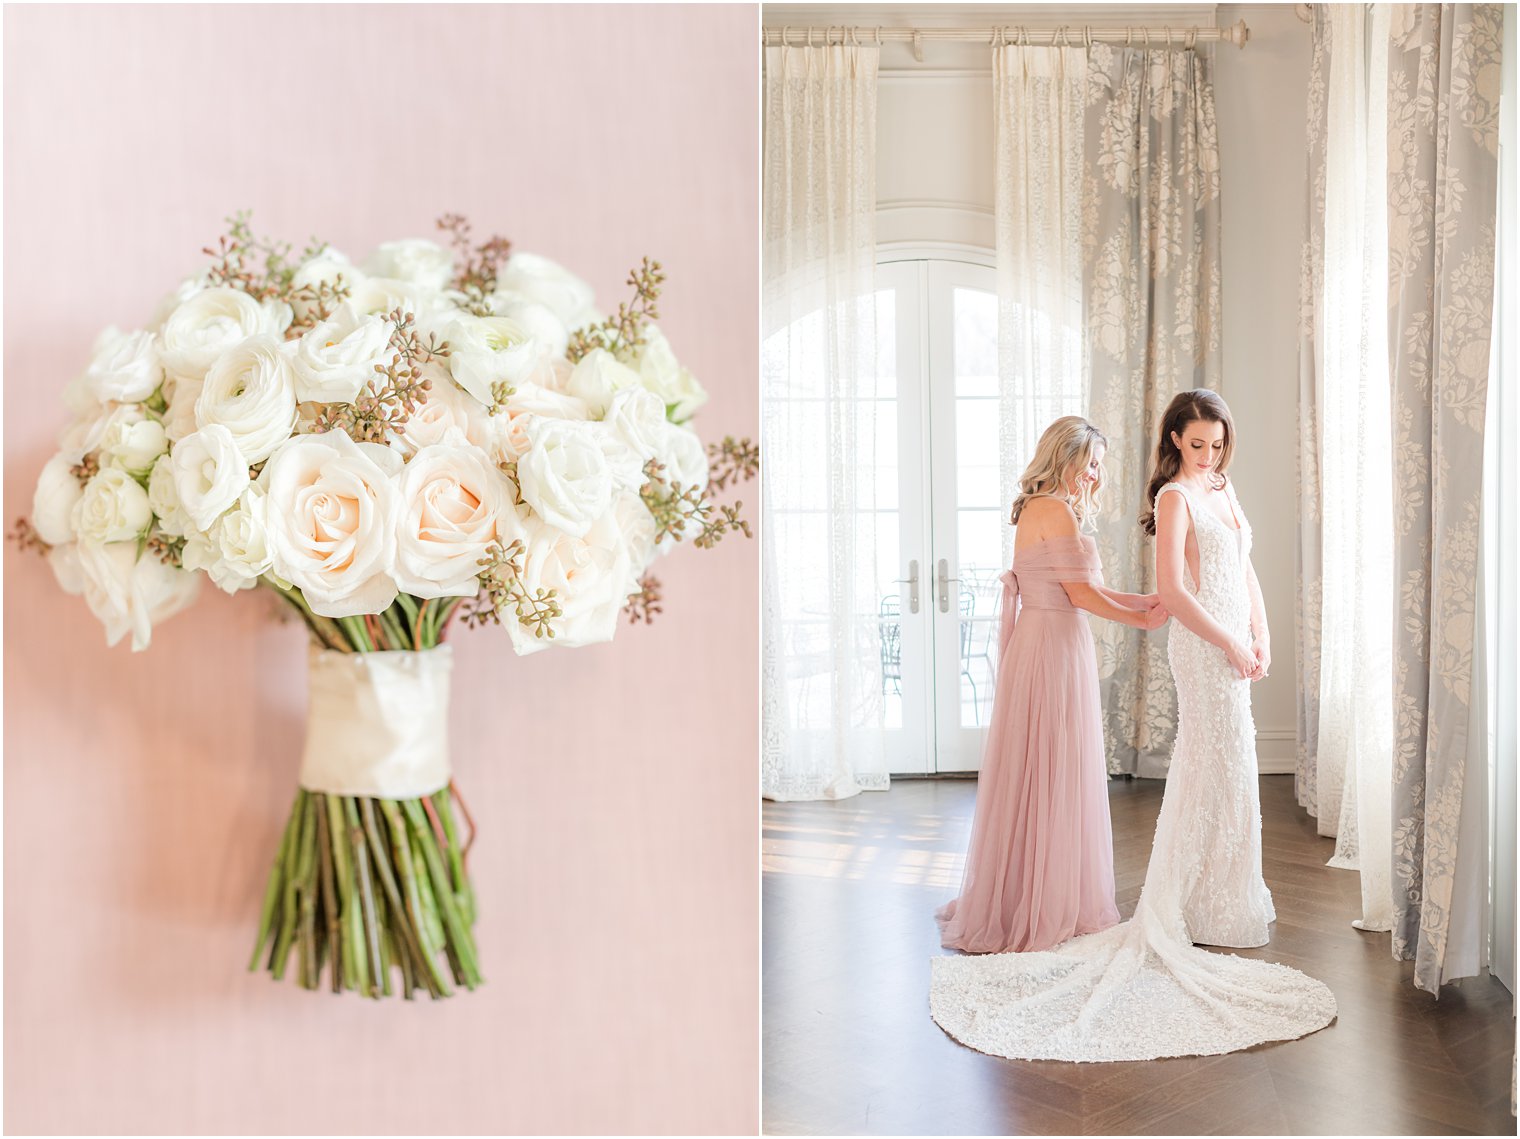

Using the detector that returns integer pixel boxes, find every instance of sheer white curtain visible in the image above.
[760,44,887,801]
[1317,2,1395,931]
[993,44,1088,571]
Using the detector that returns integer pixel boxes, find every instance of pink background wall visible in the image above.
[3,6,758,1134]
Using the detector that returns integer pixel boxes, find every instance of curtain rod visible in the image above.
[762,21,1251,58]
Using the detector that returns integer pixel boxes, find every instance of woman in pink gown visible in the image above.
[938,417,1167,954]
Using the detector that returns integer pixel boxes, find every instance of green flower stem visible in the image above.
[296,792,320,987]
[403,799,481,987]
[359,797,441,998]
[248,794,299,971]
[434,790,474,925]
[378,607,408,652]
[379,798,453,996]
[314,795,342,994]
[344,798,383,998]
[324,792,359,991]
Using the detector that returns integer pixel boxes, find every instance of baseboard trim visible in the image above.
[1257,728,1296,775]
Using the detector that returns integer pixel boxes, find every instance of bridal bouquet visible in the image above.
[15,213,756,999]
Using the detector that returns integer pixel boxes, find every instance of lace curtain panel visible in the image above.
[760,44,887,801]
[1082,44,1223,778]
[993,46,1089,573]
[1386,2,1502,993]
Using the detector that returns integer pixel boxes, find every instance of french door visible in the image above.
[877,257,1003,774]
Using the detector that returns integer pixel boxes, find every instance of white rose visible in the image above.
[206,486,275,593]
[395,444,520,598]
[485,292,570,359]
[392,370,485,457]
[147,454,191,537]
[614,490,660,576]
[447,315,546,407]
[195,334,299,463]
[84,327,162,403]
[290,248,363,320]
[506,509,632,656]
[258,431,402,618]
[630,325,708,423]
[171,424,250,532]
[516,419,614,538]
[71,468,152,543]
[565,348,641,419]
[159,285,291,380]
[75,539,199,652]
[494,253,599,329]
[657,422,711,493]
[99,408,169,479]
[362,240,454,291]
[31,453,84,545]
[477,383,591,465]
[291,305,391,404]
[603,388,706,494]
[160,374,203,443]
[346,277,441,321]
[56,405,115,463]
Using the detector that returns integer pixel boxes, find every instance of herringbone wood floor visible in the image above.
[763,776,1517,1136]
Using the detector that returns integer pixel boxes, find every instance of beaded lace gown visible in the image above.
[929,481,1337,1062]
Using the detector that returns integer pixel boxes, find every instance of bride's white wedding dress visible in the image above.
[929,480,1337,1062]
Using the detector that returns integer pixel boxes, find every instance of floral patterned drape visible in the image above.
[1386,3,1502,993]
[1082,44,1223,777]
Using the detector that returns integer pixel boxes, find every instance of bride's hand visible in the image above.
[1224,639,1259,679]
[1141,602,1169,631]
[1252,635,1271,679]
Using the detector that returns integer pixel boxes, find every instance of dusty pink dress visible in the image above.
[936,534,1121,954]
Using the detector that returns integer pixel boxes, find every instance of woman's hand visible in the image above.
[1252,635,1272,679]
[1141,598,1169,631]
[1224,639,1261,680]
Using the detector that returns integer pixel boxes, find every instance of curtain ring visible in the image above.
[1126,27,1133,47]
[875,25,882,46]
[1187,28,1198,49]
[1084,25,1093,48]
[1143,26,1151,48]
[1166,26,1173,48]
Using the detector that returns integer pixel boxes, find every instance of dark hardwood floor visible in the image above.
[763,776,1517,1136]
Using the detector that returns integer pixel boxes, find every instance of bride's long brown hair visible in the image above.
[1140,389,1236,536]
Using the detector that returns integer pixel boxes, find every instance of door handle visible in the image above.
[938,559,960,613]
[895,560,920,614]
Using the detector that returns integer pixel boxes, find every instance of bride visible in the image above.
[929,390,1337,1062]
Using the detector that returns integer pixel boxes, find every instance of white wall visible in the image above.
[764,3,1311,770]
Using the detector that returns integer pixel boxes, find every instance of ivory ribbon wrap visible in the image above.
[299,644,453,799]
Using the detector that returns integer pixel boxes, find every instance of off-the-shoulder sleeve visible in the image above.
[1014,536,1102,584]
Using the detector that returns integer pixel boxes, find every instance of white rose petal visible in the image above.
[71,468,152,544]
[506,510,633,656]
[75,539,199,652]
[494,253,599,329]
[292,305,391,404]
[632,325,708,423]
[565,348,641,419]
[147,454,191,537]
[448,315,546,407]
[99,409,169,479]
[171,424,250,532]
[195,334,299,464]
[159,285,291,380]
[47,542,85,595]
[208,486,275,593]
[478,383,591,465]
[486,292,570,359]
[394,444,520,599]
[290,248,363,320]
[346,277,440,321]
[516,419,613,538]
[362,239,454,291]
[84,327,163,403]
[393,371,485,457]
[160,374,204,443]
[32,453,85,546]
[258,431,402,618]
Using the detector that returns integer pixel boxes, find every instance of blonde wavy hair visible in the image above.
[1009,416,1108,530]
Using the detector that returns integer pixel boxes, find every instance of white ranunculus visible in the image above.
[363,240,454,291]
[291,305,391,403]
[71,468,152,544]
[206,486,275,593]
[629,325,708,423]
[258,431,402,618]
[146,273,211,333]
[159,286,291,380]
[32,453,85,546]
[195,334,299,463]
[515,419,614,538]
[485,292,570,359]
[171,424,250,532]
[394,444,520,599]
[494,253,599,329]
[505,509,633,656]
[346,277,440,322]
[75,539,199,652]
[447,315,546,408]
[147,454,191,537]
[98,408,169,479]
[565,348,640,419]
[290,248,363,319]
[84,327,163,404]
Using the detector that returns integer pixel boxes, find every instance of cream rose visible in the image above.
[195,334,299,463]
[392,371,485,457]
[505,509,633,656]
[75,539,199,652]
[447,315,546,407]
[565,348,640,419]
[98,408,169,479]
[171,424,251,532]
[362,239,454,291]
[84,326,162,403]
[493,252,599,329]
[477,383,591,465]
[604,387,708,494]
[515,419,614,538]
[147,454,191,537]
[71,468,152,544]
[31,453,84,546]
[206,487,275,594]
[258,431,402,618]
[394,444,520,598]
[291,305,391,404]
[159,286,291,380]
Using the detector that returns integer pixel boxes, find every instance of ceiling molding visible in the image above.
[762,4,1220,30]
